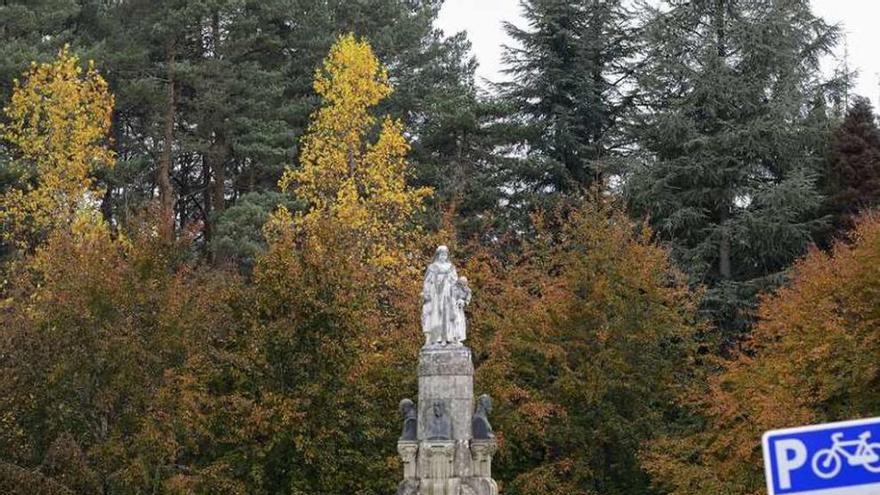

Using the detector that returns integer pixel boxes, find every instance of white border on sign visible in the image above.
[762,416,880,495]
[763,482,880,495]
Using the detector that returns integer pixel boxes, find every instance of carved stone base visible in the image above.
[421,477,460,495]
[424,441,455,479]
[470,440,497,478]
[464,477,498,495]
[397,479,420,495]
[398,441,419,479]
[397,345,499,495]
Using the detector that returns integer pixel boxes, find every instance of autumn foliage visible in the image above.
[6,30,879,495]
[0,46,114,249]
[643,212,880,495]
[461,202,700,495]
[275,33,432,272]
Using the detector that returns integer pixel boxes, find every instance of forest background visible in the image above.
[2,1,880,495]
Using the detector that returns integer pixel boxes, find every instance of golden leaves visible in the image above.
[0,45,115,248]
[273,34,431,273]
[313,33,391,112]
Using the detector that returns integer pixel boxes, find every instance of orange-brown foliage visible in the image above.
[643,211,880,495]
[463,199,700,495]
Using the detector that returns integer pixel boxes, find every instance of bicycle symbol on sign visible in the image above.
[812,431,880,478]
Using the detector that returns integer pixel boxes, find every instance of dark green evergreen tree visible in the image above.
[410,85,526,241]
[499,0,636,195]
[819,96,880,244]
[0,1,84,103]
[627,0,839,338]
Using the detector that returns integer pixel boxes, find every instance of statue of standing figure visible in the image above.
[422,245,470,346]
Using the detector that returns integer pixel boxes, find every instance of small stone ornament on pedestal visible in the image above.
[400,399,418,441]
[471,395,494,440]
[396,246,499,495]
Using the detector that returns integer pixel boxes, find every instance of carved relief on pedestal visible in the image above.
[425,441,455,479]
[470,439,497,479]
[426,400,453,441]
[398,441,419,479]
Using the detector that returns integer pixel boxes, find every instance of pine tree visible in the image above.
[86,0,473,257]
[89,0,195,241]
[499,0,635,194]
[410,88,522,240]
[820,96,880,243]
[0,0,83,104]
[627,0,839,337]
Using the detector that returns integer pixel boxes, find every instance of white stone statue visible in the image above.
[422,245,469,346]
[451,276,471,344]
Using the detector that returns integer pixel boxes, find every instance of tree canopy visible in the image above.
[643,212,880,495]
[2,1,875,494]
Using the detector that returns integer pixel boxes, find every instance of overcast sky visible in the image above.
[437,0,880,108]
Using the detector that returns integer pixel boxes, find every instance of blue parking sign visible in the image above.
[763,417,880,495]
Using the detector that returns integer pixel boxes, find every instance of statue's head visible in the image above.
[432,401,445,417]
[478,394,492,414]
[434,245,449,263]
[458,276,469,288]
[399,398,414,416]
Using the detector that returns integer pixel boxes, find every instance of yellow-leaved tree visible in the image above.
[241,34,434,493]
[0,45,115,249]
[273,33,431,271]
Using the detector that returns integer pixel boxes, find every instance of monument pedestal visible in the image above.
[396,345,498,495]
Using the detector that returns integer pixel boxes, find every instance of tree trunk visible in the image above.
[714,0,726,58]
[210,132,228,217]
[714,0,732,280]
[209,11,228,218]
[203,158,213,243]
[719,222,732,280]
[158,41,177,243]
[205,132,230,263]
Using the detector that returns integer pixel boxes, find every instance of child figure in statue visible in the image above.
[451,276,471,345]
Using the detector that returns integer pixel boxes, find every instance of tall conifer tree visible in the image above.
[499,0,636,195]
[627,0,839,337]
[820,96,880,243]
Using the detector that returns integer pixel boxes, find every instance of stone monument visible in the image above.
[397,246,499,495]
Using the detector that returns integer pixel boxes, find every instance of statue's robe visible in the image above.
[422,261,458,344]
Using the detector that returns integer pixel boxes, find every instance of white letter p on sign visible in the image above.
[775,439,807,489]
